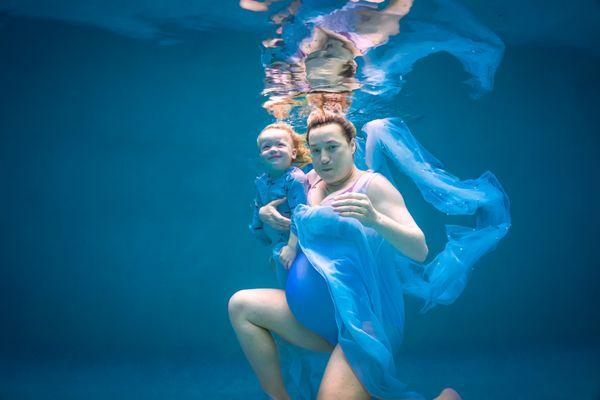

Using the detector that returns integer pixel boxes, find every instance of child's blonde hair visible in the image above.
[259,122,312,167]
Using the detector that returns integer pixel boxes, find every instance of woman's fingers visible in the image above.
[333,192,368,201]
[332,193,370,206]
[333,205,366,214]
[269,215,288,224]
[269,197,287,206]
[337,211,365,219]
[274,214,291,224]
[270,215,291,230]
[259,198,291,230]
[332,198,368,208]
[272,222,290,231]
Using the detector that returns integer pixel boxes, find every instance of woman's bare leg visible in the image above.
[317,344,371,400]
[316,344,462,400]
[228,288,335,400]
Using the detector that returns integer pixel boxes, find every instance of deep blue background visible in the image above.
[0,5,599,398]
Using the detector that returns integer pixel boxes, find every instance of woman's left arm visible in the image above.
[332,174,428,262]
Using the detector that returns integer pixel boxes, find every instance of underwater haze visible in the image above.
[0,1,599,399]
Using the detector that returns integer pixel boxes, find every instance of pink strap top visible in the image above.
[308,171,377,206]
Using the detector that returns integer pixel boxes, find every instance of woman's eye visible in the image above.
[328,145,337,151]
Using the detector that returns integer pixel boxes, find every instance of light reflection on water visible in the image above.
[242,0,411,124]
[241,0,504,129]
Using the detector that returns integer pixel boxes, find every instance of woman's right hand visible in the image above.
[259,198,291,231]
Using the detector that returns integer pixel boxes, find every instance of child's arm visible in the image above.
[286,231,298,249]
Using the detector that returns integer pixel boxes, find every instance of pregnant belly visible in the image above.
[285,251,339,346]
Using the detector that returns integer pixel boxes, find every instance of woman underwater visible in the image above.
[228,112,464,400]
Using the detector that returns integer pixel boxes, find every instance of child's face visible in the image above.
[257,128,297,173]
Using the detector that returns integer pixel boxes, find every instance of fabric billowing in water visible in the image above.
[272,118,510,399]
[357,0,505,99]
[363,118,511,311]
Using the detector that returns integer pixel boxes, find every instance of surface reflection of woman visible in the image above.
[229,113,461,400]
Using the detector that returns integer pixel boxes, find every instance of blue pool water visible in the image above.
[1,346,599,399]
[0,1,599,399]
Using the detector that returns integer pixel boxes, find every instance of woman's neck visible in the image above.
[324,166,360,194]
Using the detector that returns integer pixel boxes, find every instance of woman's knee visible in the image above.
[228,288,284,323]
[228,289,254,321]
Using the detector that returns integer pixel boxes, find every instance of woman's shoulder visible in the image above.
[351,169,378,193]
[364,171,404,201]
[368,171,387,184]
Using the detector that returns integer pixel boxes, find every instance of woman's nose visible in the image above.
[319,152,331,164]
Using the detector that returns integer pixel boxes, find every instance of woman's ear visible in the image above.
[350,138,356,154]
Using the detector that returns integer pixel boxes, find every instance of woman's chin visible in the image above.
[319,174,336,183]
[316,169,336,180]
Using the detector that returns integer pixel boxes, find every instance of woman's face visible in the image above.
[308,123,356,184]
[257,128,296,172]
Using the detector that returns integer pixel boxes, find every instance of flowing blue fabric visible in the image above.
[357,0,505,100]
[363,118,511,311]
[271,117,510,400]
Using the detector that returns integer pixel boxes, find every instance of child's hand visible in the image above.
[279,245,297,269]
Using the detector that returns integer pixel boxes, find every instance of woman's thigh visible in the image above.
[228,288,335,353]
[317,344,371,400]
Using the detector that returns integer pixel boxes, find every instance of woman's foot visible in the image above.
[433,387,462,400]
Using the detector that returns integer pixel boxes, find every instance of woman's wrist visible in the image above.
[370,209,386,230]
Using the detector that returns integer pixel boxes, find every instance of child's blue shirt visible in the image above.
[249,166,308,246]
